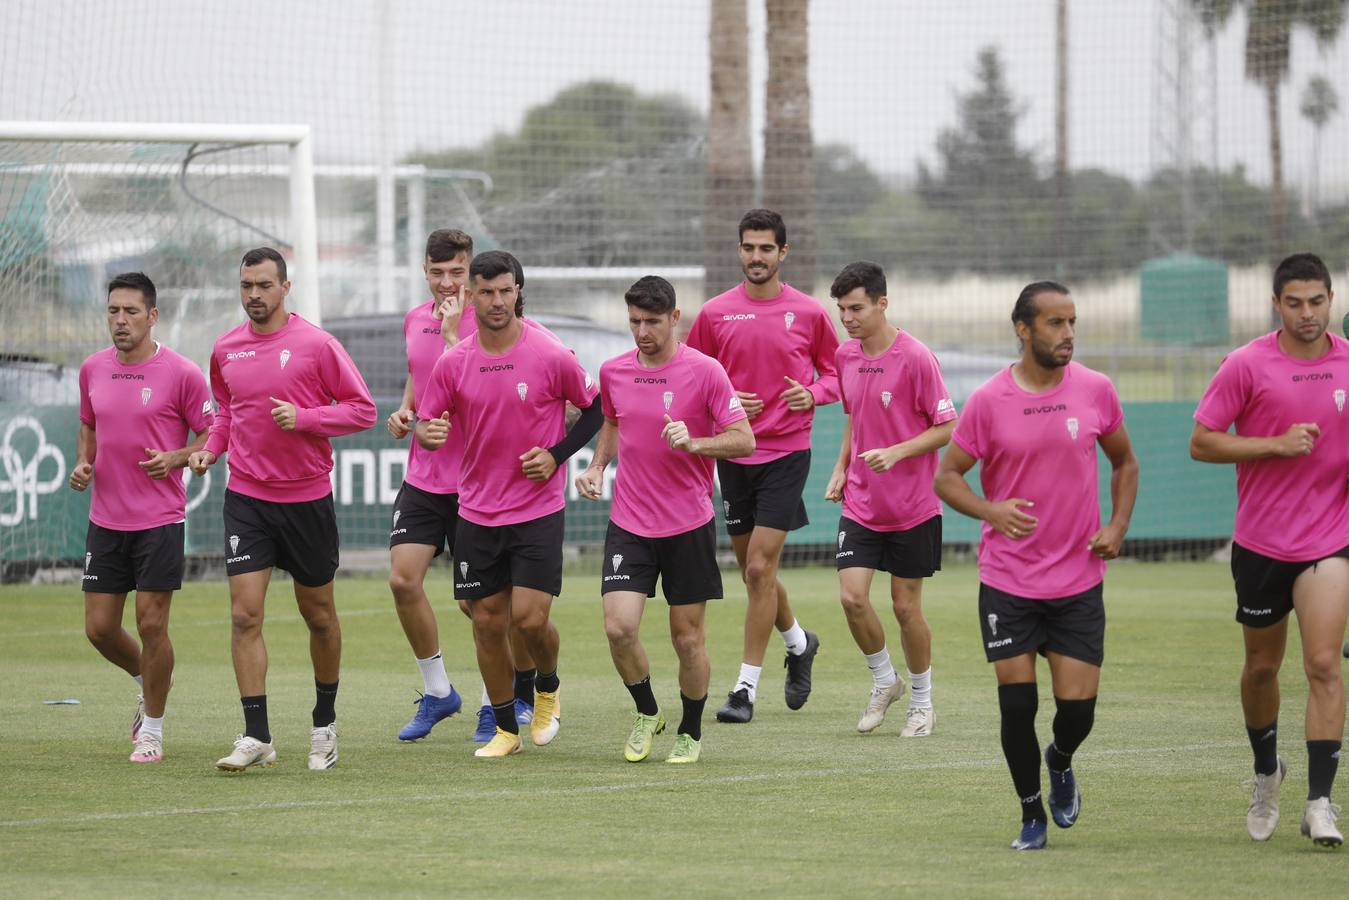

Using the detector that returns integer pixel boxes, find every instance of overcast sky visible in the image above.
[4,0,1347,194]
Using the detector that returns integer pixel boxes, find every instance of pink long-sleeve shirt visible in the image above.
[205,313,377,502]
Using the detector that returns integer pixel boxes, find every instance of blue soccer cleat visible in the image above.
[514,698,535,726]
[1045,744,1082,828]
[1010,819,1048,851]
[473,704,496,743]
[397,688,462,742]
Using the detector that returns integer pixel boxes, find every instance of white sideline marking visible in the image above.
[0,741,1244,829]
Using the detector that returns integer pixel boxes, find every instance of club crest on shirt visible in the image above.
[141,387,152,406]
[279,349,291,369]
[517,382,528,401]
[881,391,892,409]
[612,554,623,573]
[988,613,998,636]
[229,534,240,554]
[662,391,674,411]
[1336,389,1346,413]
[784,311,796,329]
[1066,417,1080,440]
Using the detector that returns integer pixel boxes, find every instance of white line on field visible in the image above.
[0,740,1245,829]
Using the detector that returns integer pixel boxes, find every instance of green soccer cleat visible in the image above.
[624,711,666,762]
[666,732,702,764]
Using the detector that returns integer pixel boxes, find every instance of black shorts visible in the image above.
[1230,541,1349,628]
[717,450,810,535]
[453,510,564,601]
[835,514,942,578]
[977,582,1105,667]
[601,519,722,605]
[389,482,459,556]
[82,522,184,593]
[222,489,339,587]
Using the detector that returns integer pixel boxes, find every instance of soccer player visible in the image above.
[823,262,955,737]
[417,250,602,758]
[686,208,840,724]
[189,247,377,772]
[385,229,538,743]
[70,272,212,763]
[934,281,1138,851]
[1190,252,1348,848]
[576,276,754,763]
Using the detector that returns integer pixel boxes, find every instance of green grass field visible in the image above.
[2,561,1345,897]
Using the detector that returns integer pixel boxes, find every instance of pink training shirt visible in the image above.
[838,332,957,532]
[601,344,748,538]
[419,324,599,526]
[951,362,1124,599]
[686,282,840,463]
[1194,331,1349,561]
[79,344,213,531]
[205,313,377,502]
[402,300,477,495]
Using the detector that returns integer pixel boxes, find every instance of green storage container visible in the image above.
[1139,253,1228,345]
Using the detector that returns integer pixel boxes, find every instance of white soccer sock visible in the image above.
[864,647,897,688]
[736,663,763,702]
[132,674,144,689]
[908,667,933,709]
[140,714,164,739]
[480,683,491,707]
[781,620,808,655]
[416,651,452,698]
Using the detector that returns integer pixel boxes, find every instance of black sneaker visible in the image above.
[784,630,820,710]
[715,688,754,723]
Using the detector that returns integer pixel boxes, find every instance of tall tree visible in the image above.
[705,0,755,296]
[1192,0,1348,253]
[763,0,817,290]
[1300,73,1339,224]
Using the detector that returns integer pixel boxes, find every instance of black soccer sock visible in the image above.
[1307,739,1342,800]
[492,700,519,735]
[998,682,1045,823]
[624,676,659,716]
[678,692,707,741]
[514,668,537,708]
[1047,696,1097,770]
[313,679,339,728]
[1246,720,1279,777]
[241,694,270,744]
[535,669,560,694]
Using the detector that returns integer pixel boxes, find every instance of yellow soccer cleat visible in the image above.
[666,733,702,764]
[473,728,523,758]
[623,712,666,762]
[532,689,561,746]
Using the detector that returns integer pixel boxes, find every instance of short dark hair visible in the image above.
[106,271,157,310]
[241,247,287,282]
[470,250,525,317]
[624,275,677,314]
[425,228,473,263]
[830,261,886,301]
[738,208,787,247]
[1012,280,1070,330]
[1273,252,1332,297]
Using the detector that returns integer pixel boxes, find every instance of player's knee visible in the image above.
[135,613,168,643]
[388,568,420,601]
[603,615,637,647]
[743,556,777,587]
[84,618,117,647]
[513,606,549,638]
[891,595,924,626]
[838,589,869,619]
[230,606,263,635]
[1304,649,1344,688]
[1243,653,1280,684]
[670,626,704,660]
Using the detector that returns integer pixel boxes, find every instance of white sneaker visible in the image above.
[1245,757,1286,841]
[308,723,338,770]
[129,732,162,763]
[857,678,906,733]
[1301,797,1344,848]
[901,705,937,738]
[131,693,145,742]
[216,735,276,771]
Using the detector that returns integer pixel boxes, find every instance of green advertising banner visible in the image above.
[1,400,1236,568]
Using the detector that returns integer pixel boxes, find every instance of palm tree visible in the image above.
[705,0,754,296]
[763,0,817,290]
[1299,74,1339,224]
[1193,0,1348,253]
